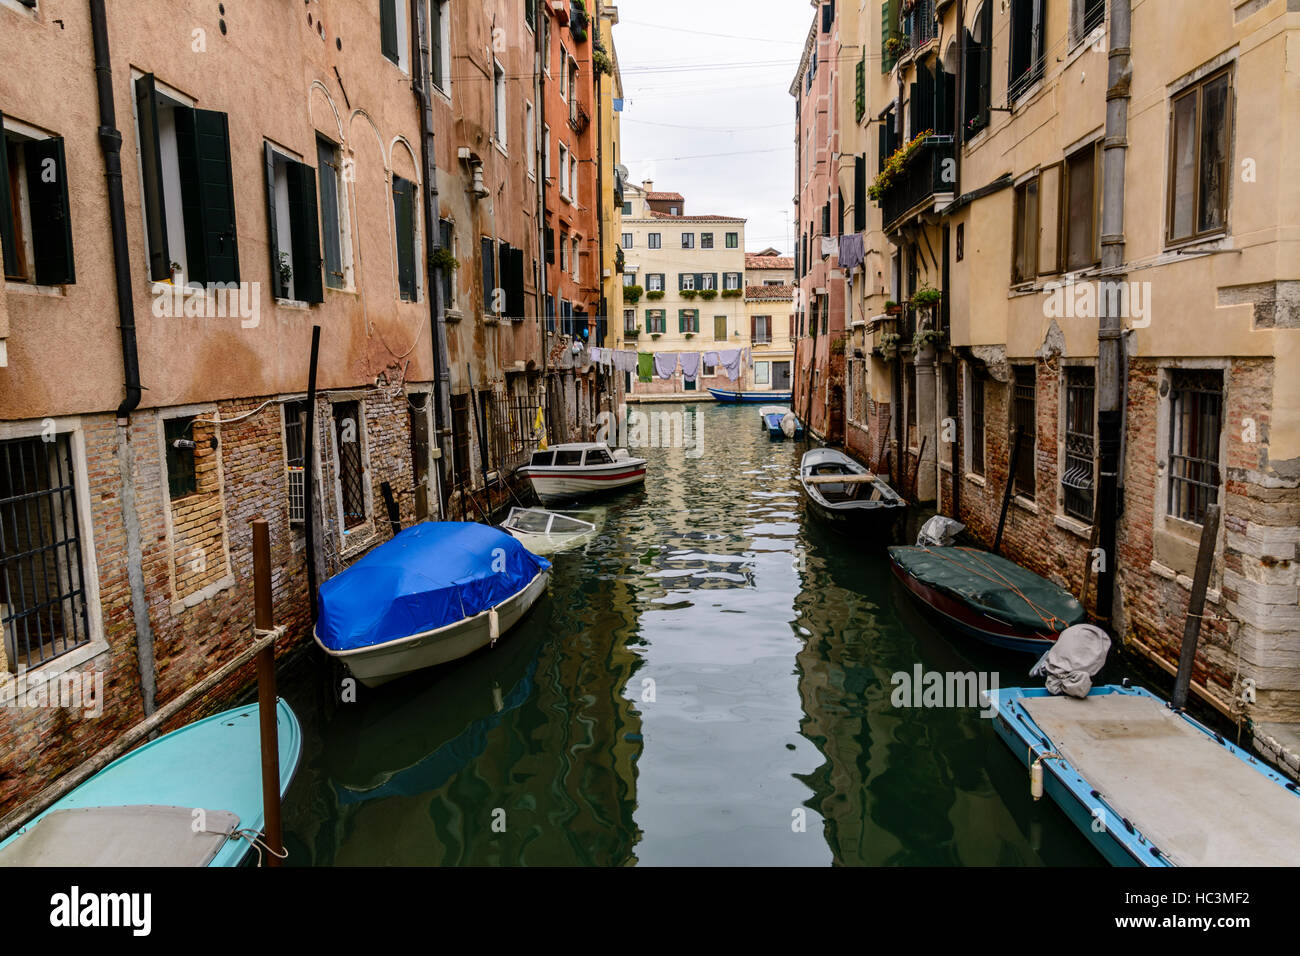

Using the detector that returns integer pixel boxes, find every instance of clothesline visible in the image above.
[587,345,750,383]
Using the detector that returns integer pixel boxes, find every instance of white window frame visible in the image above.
[648,233,661,249]
[431,0,452,97]
[129,71,197,287]
[492,59,508,154]
[525,101,536,179]
[558,142,571,200]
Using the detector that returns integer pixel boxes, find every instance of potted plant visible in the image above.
[911,284,941,309]
[625,328,639,338]
[879,331,901,356]
[624,284,643,304]
[651,332,661,340]
[646,289,664,300]
[684,332,694,339]
[429,246,460,273]
[680,289,698,300]
[168,261,183,285]
[885,36,908,59]
[277,252,293,294]
[570,0,589,41]
[913,328,947,352]
[700,288,718,301]
[593,45,612,76]
[869,128,933,200]
[885,300,902,315]
[721,288,742,299]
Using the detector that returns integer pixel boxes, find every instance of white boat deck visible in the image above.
[1023,693,1300,866]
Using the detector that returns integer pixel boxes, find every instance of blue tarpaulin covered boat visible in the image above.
[315,522,551,687]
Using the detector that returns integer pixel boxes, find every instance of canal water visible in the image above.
[278,402,1109,865]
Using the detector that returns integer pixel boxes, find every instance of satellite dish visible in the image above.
[615,164,629,180]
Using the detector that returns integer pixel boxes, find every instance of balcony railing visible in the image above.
[569,98,590,134]
[904,0,937,49]
[879,137,955,231]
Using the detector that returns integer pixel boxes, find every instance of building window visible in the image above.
[430,0,451,93]
[437,218,455,307]
[0,432,93,672]
[317,137,348,290]
[702,360,717,377]
[283,400,308,525]
[558,143,570,198]
[623,308,637,332]
[700,273,715,291]
[1070,0,1105,47]
[646,309,666,334]
[622,231,632,247]
[1167,369,1223,525]
[700,232,714,249]
[164,416,198,500]
[134,75,239,284]
[571,236,579,280]
[969,374,986,477]
[1061,142,1100,272]
[264,142,325,303]
[543,125,551,178]
[569,154,579,206]
[332,401,367,529]
[1008,0,1045,102]
[0,119,75,286]
[1168,68,1232,245]
[681,233,694,249]
[379,0,409,71]
[646,273,663,292]
[680,273,695,291]
[648,232,661,249]
[392,174,418,301]
[493,60,507,150]
[525,101,535,176]
[678,309,699,334]
[622,272,636,287]
[723,272,741,290]
[1012,175,1039,283]
[1011,366,1036,499]
[752,315,771,345]
[450,394,471,487]
[725,232,738,249]
[482,236,499,312]
[1062,367,1095,522]
[622,201,632,215]
[943,363,958,466]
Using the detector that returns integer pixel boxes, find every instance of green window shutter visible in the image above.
[881,0,894,72]
[25,137,76,285]
[497,240,511,314]
[175,107,239,285]
[854,155,867,231]
[0,117,19,280]
[134,76,170,280]
[263,143,283,298]
[393,176,416,301]
[481,236,494,310]
[678,310,685,333]
[380,0,399,64]
[287,160,323,304]
[317,139,343,288]
[431,1,444,89]
[508,246,525,319]
[855,56,866,122]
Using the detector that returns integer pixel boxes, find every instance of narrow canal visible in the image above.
[278,402,1106,865]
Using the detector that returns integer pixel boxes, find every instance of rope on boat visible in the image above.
[919,547,1071,634]
[233,827,289,867]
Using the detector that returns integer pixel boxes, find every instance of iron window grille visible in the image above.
[1167,369,1223,525]
[1062,367,1095,522]
[970,375,986,477]
[332,401,366,529]
[164,416,198,500]
[0,433,92,672]
[283,400,308,525]
[1012,365,1036,499]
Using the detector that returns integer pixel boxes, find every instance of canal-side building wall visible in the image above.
[822,0,1300,773]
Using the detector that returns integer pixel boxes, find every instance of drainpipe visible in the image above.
[413,0,452,515]
[1096,0,1132,625]
[89,0,157,716]
[536,12,551,426]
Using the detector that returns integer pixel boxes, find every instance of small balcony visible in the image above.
[569,98,590,135]
[878,136,955,232]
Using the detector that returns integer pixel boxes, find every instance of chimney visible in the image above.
[641,180,654,193]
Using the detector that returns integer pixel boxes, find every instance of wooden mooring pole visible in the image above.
[1171,502,1221,712]
[993,424,1026,556]
[251,518,284,865]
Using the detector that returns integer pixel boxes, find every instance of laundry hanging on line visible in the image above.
[679,352,701,382]
[654,353,679,380]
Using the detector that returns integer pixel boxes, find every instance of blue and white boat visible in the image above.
[0,699,301,866]
[315,522,551,687]
[708,387,793,404]
[985,683,1300,866]
[759,404,803,440]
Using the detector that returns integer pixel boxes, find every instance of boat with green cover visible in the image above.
[888,546,1085,653]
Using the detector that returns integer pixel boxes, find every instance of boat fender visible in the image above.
[1029,751,1059,801]
[489,608,500,646]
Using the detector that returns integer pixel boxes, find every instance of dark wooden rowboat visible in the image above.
[799,448,906,536]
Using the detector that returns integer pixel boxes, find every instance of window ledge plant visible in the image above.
[623,284,643,304]
[868,128,934,200]
[721,288,742,299]
[646,290,665,300]
[700,289,718,300]
[680,289,698,300]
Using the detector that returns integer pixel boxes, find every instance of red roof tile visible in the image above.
[744,285,795,301]
[647,211,745,222]
[745,255,794,270]
[644,191,685,201]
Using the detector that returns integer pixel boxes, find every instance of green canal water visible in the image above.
[278,402,1110,866]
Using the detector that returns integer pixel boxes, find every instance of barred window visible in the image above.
[1062,367,1095,522]
[1011,365,1036,499]
[332,401,367,529]
[1167,369,1223,525]
[164,416,197,500]
[283,400,308,525]
[1,434,92,672]
[969,375,986,477]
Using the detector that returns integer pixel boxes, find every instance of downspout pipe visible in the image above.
[1096,0,1132,625]
[90,0,140,419]
[90,0,155,716]
[413,0,452,515]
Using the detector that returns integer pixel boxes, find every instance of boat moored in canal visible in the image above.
[314,522,551,687]
[799,448,906,535]
[984,683,1300,866]
[889,546,1084,653]
[0,699,302,866]
[759,405,803,440]
[498,507,598,555]
[709,387,793,403]
[516,442,647,504]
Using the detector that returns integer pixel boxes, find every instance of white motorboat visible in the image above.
[516,442,647,504]
[499,507,598,555]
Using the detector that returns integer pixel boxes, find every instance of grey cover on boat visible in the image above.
[1030,623,1111,697]
[0,805,239,867]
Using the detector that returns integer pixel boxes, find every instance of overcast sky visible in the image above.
[613,0,813,256]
